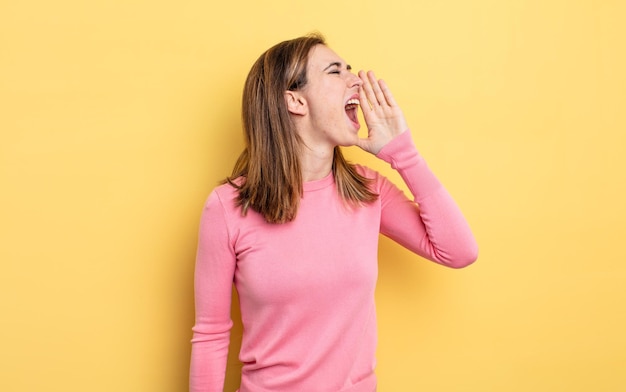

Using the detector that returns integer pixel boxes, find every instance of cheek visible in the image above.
[305,84,345,122]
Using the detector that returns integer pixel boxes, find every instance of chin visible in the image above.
[337,134,360,148]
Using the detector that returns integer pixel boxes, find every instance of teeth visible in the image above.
[345,98,360,106]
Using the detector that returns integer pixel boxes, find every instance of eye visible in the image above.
[329,70,341,75]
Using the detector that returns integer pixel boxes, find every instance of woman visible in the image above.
[190,33,478,392]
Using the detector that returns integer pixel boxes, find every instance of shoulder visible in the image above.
[354,164,386,182]
[212,179,240,199]
[353,164,389,193]
[353,164,406,199]
[204,180,241,215]
[354,164,378,178]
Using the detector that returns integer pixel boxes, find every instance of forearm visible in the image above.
[190,331,230,392]
[377,130,478,267]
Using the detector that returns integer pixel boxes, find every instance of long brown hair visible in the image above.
[227,33,378,223]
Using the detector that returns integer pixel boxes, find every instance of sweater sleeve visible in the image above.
[189,190,237,391]
[375,130,478,268]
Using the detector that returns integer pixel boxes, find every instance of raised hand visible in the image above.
[356,70,409,155]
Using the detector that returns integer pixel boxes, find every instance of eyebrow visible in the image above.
[323,62,352,71]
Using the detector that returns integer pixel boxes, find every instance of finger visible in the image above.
[367,71,387,107]
[358,85,376,124]
[358,70,377,110]
[379,79,398,107]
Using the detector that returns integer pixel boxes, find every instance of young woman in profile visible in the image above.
[190,33,478,392]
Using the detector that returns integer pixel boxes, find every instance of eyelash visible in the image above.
[329,70,341,75]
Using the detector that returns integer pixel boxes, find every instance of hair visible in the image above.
[226,33,378,224]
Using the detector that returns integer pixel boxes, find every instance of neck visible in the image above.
[300,144,334,182]
[293,119,336,181]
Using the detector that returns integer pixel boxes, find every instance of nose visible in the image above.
[347,72,362,88]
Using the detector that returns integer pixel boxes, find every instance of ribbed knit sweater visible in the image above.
[190,130,478,391]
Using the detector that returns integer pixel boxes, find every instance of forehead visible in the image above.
[308,44,345,69]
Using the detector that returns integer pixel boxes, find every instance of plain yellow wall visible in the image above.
[2,0,625,391]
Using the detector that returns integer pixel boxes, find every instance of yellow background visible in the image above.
[2,0,625,391]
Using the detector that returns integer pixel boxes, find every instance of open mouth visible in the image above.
[345,98,360,127]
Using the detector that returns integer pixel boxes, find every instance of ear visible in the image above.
[284,90,307,116]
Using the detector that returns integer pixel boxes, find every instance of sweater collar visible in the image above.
[303,171,334,192]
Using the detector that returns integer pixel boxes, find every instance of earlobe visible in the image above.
[284,91,307,116]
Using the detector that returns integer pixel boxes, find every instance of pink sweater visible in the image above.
[190,130,478,392]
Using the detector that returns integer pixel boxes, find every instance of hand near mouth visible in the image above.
[356,70,409,155]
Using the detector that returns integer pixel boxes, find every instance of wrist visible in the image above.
[375,129,416,167]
